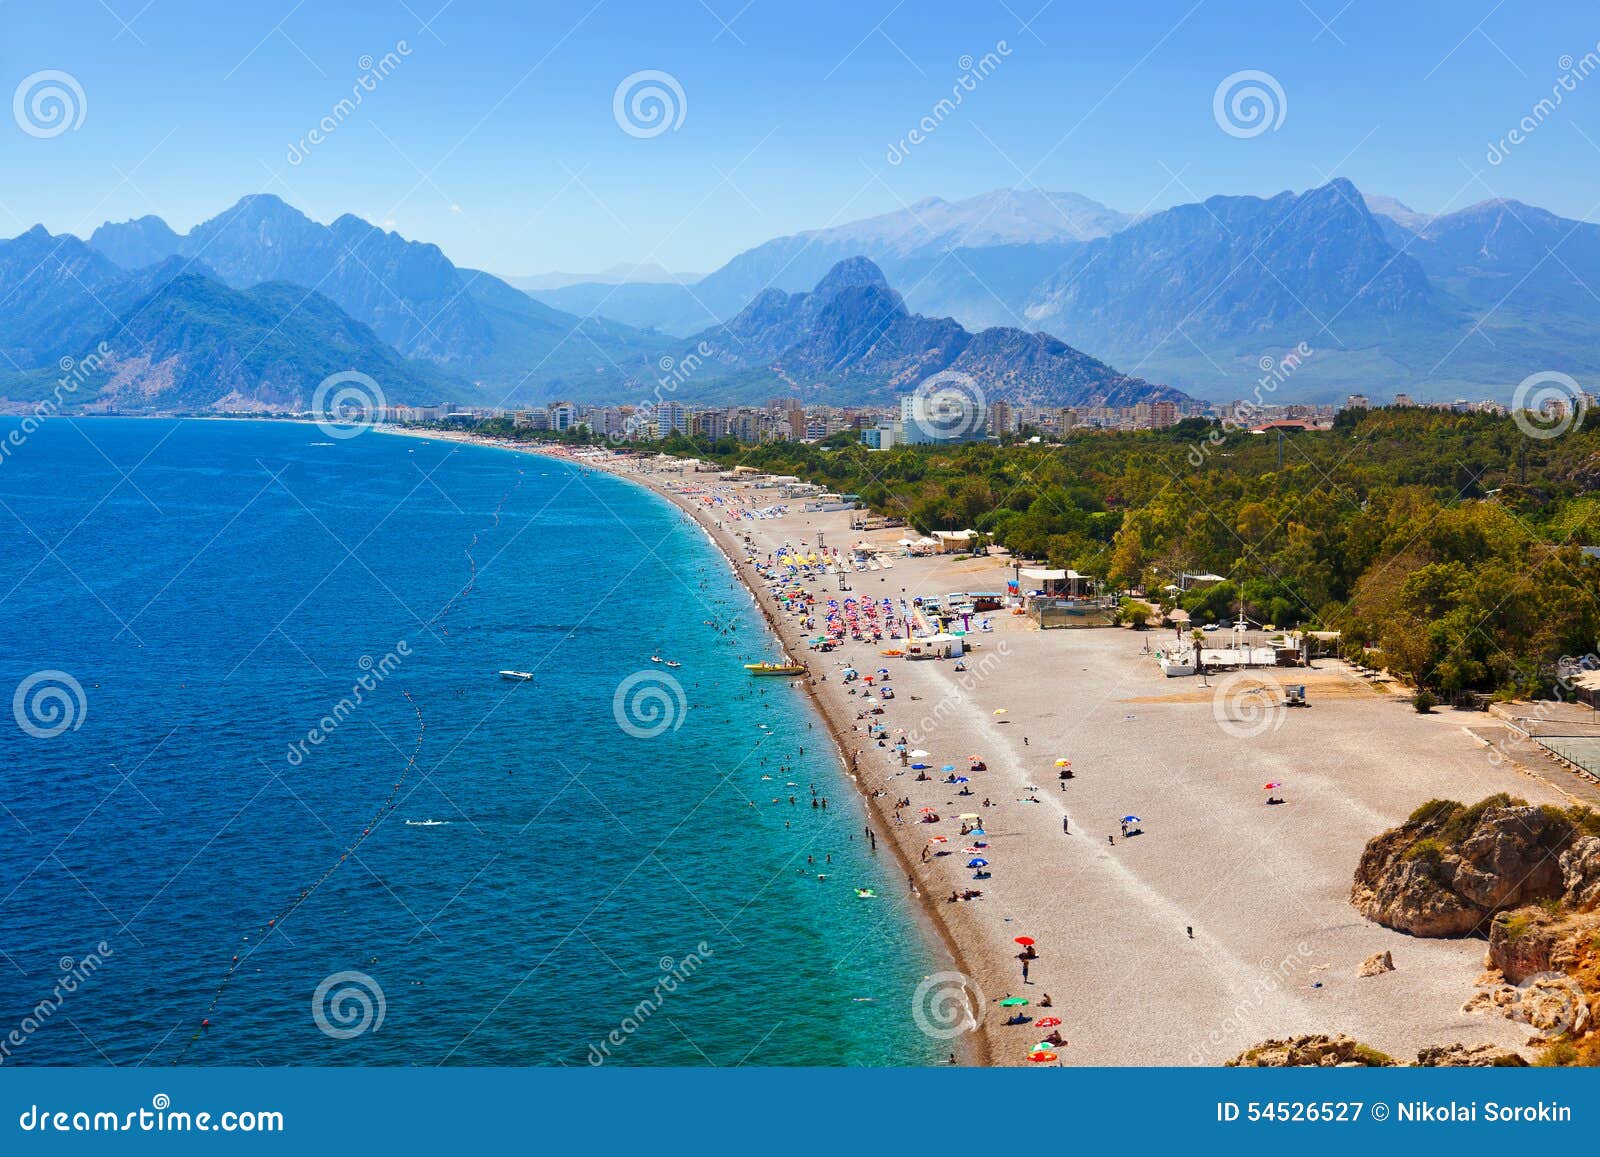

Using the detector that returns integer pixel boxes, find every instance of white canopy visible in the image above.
[1019,567,1066,581]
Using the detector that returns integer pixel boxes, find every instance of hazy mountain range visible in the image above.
[1,180,1594,414]
[682,256,1183,409]
[0,193,1191,414]
[503,263,707,293]
[530,181,1600,403]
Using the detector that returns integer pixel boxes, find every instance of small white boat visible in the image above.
[650,655,664,664]
[405,819,449,827]
[665,660,682,668]
[498,670,534,681]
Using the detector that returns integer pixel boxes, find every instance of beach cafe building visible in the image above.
[1013,566,1096,598]
[932,529,977,554]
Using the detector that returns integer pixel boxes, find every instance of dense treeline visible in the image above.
[646,410,1600,697]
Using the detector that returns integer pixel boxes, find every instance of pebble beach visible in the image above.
[413,434,1588,1066]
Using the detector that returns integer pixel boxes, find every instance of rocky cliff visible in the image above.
[1347,797,1600,1065]
[1227,1035,1527,1067]
[1349,796,1597,936]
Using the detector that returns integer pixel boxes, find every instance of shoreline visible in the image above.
[604,458,997,1068]
[377,427,995,1065]
[375,429,1581,1068]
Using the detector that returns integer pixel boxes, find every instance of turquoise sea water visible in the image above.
[0,418,939,1066]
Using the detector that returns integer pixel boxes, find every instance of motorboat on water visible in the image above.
[498,670,534,681]
[745,661,806,677]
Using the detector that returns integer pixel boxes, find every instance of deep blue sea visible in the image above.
[0,418,939,1066]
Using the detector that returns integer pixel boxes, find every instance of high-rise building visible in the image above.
[547,401,576,432]
[899,393,985,444]
[986,401,1014,436]
[695,410,728,439]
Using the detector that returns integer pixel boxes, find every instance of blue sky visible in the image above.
[2,0,1598,274]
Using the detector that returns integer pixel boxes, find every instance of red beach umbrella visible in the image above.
[1028,1051,1058,1062]
[1035,1017,1062,1028]
[1014,936,1035,946]
[1263,782,1281,790]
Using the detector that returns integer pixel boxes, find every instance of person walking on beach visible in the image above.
[1186,926,1193,939]
[1022,958,1030,983]
[1062,816,1069,835]
[1108,834,1114,846]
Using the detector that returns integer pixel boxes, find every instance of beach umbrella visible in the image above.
[927,836,947,844]
[962,847,985,854]
[919,806,936,814]
[1054,759,1072,767]
[969,828,986,836]
[1028,1051,1058,1063]
[966,858,989,868]
[999,997,1028,1007]
[1014,936,1035,947]
[1121,815,1142,824]
[993,708,1008,715]
[942,764,956,772]
[1263,782,1282,790]
[911,763,931,770]
[954,776,969,784]
[959,813,980,820]
[1035,1017,1062,1028]
[909,749,930,758]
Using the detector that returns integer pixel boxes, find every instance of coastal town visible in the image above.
[221,387,1533,447]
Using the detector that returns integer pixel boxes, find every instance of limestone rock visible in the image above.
[1351,798,1583,936]
[1226,1034,1395,1067]
[1357,949,1394,977]
[1487,908,1600,984]
[1415,1043,1528,1067]
[1563,836,1600,911]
